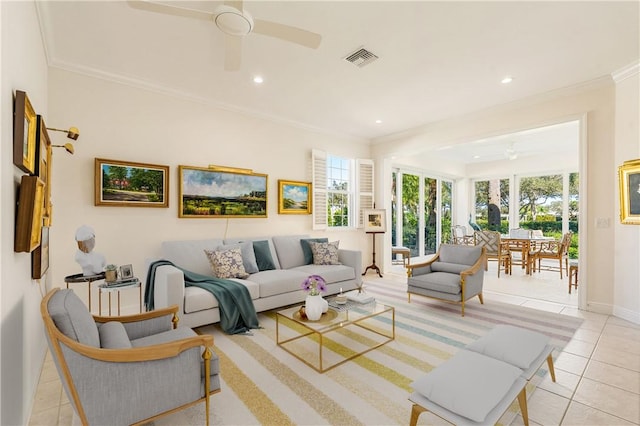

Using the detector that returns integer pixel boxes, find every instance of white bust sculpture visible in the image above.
[74,225,106,276]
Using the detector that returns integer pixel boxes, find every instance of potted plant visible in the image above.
[105,264,118,283]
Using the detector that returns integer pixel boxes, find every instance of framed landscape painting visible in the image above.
[13,90,38,174]
[278,180,311,214]
[619,158,640,225]
[95,158,169,207]
[179,165,267,218]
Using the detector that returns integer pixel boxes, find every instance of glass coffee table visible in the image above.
[276,299,395,373]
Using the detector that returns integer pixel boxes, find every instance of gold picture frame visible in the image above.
[95,158,169,207]
[15,176,45,253]
[278,180,312,214]
[13,90,38,174]
[618,158,640,225]
[179,165,267,218]
[363,209,387,233]
[36,116,52,225]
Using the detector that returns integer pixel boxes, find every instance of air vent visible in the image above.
[344,48,379,68]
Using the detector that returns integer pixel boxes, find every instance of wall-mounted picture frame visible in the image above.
[119,264,133,280]
[278,180,312,214]
[363,209,387,233]
[15,175,45,253]
[13,90,38,174]
[36,116,52,225]
[32,226,50,279]
[179,165,267,218]
[618,158,640,225]
[95,158,169,207]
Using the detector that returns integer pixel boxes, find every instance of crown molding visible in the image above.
[612,61,640,83]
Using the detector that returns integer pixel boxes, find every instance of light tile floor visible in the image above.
[30,263,640,425]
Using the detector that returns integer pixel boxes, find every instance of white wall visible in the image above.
[46,68,371,312]
[613,62,640,324]
[372,78,624,317]
[1,2,50,424]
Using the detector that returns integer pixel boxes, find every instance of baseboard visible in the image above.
[612,305,640,325]
[585,301,613,315]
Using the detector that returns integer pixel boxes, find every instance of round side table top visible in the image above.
[64,272,106,283]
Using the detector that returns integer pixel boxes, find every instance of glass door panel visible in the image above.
[402,173,420,257]
[424,177,437,255]
[441,181,452,244]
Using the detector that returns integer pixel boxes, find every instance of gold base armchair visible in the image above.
[41,288,220,425]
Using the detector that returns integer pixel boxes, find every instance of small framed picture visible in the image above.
[119,264,134,279]
[619,158,640,225]
[363,209,386,233]
[278,180,312,214]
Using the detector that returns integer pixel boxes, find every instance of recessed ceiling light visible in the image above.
[253,76,263,84]
[501,76,513,84]
[375,119,382,124]
[473,155,480,159]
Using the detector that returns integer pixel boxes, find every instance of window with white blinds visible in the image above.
[311,149,374,230]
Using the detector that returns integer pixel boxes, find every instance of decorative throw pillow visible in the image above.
[309,241,341,265]
[204,248,249,279]
[300,238,329,265]
[217,242,258,274]
[253,240,276,271]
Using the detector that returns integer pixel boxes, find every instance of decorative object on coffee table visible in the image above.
[301,275,327,320]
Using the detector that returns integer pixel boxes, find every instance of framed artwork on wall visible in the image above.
[95,158,169,207]
[15,175,45,253]
[363,209,387,233]
[36,116,52,225]
[32,226,50,279]
[179,165,267,218]
[618,158,640,225]
[278,180,311,214]
[13,90,38,174]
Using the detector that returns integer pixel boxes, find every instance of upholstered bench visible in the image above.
[409,325,556,426]
[392,246,411,267]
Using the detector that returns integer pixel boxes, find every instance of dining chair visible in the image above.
[474,230,511,277]
[531,232,572,278]
[451,225,474,245]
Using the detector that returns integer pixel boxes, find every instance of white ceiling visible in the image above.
[37,1,638,157]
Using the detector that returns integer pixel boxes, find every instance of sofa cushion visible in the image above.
[466,324,550,370]
[217,242,258,274]
[408,272,461,295]
[48,289,100,348]
[162,239,224,276]
[248,269,309,298]
[99,321,132,349]
[292,264,355,284]
[430,262,468,274]
[309,241,341,265]
[411,350,522,423]
[224,237,281,269]
[253,240,276,271]
[300,237,328,265]
[204,248,250,279]
[438,244,483,266]
[272,235,309,269]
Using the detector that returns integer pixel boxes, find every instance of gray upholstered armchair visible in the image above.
[406,244,486,316]
[41,288,220,425]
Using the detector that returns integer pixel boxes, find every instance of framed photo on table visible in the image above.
[278,180,311,214]
[363,209,386,233]
[119,264,134,280]
[619,158,640,225]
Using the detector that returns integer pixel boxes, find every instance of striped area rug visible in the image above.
[156,278,583,426]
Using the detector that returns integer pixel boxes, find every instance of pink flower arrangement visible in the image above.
[301,275,327,296]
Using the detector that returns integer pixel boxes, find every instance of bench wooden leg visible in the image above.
[517,387,529,426]
[409,403,427,426]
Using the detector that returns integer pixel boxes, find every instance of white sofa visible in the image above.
[151,235,362,328]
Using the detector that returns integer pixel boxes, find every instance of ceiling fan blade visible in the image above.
[127,1,214,21]
[224,35,242,71]
[253,19,321,49]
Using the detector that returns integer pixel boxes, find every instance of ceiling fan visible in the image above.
[505,142,518,160]
[128,1,322,71]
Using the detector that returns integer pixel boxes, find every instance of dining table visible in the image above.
[501,236,555,275]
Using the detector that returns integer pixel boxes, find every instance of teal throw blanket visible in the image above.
[145,260,260,335]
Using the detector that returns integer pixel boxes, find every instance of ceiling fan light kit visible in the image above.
[214,5,253,36]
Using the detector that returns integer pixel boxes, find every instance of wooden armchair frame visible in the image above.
[531,232,572,278]
[41,288,218,426]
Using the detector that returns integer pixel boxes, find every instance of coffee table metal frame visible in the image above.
[276,301,395,373]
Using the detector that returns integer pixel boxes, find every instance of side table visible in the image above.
[64,272,105,313]
[97,278,142,316]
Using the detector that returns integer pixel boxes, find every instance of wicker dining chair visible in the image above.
[531,232,572,278]
[474,230,512,277]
